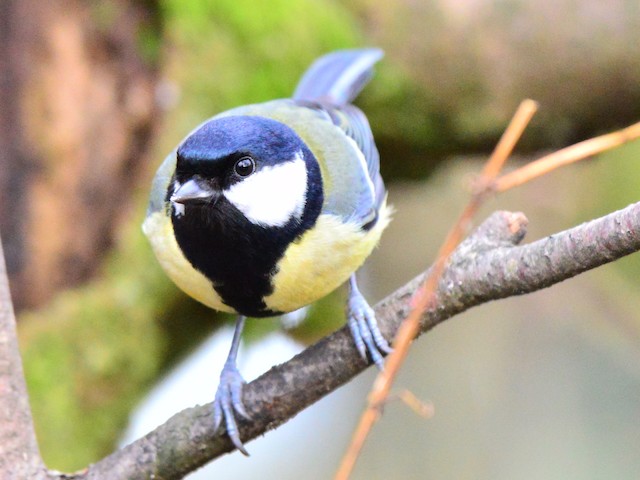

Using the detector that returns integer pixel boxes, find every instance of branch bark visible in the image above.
[2,202,639,478]
[0,236,46,480]
[70,201,640,479]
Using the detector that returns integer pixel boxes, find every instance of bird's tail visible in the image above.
[292,48,383,106]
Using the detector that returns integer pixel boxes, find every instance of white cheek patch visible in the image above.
[224,153,308,227]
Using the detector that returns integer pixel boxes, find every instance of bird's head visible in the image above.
[170,115,320,229]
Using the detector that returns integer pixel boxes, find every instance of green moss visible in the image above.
[137,23,164,66]
[20,220,162,468]
[160,0,363,131]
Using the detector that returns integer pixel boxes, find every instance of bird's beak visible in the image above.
[170,179,220,205]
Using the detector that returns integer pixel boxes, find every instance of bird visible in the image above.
[142,48,392,455]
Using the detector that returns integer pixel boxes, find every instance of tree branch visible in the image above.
[75,201,640,480]
[0,236,46,480]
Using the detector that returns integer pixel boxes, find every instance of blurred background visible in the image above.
[2,0,640,478]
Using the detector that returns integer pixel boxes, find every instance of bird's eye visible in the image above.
[234,156,255,177]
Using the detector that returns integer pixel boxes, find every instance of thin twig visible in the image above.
[495,121,640,192]
[393,389,434,418]
[482,99,539,179]
[334,100,538,480]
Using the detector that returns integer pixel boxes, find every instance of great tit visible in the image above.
[143,48,392,454]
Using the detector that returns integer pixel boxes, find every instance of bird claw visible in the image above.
[347,285,392,370]
[213,360,251,456]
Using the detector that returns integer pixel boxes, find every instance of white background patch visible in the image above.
[224,154,308,227]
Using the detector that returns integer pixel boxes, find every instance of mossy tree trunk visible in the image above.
[0,0,161,311]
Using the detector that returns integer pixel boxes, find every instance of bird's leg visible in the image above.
[346,274,392,369]
[213,315,251,455]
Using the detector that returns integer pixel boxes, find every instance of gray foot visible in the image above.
[213,359,251,455]
[213,316,251,455]
[346,275,392,369]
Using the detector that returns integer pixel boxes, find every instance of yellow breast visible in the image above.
[264,201,392,313]
[144,200,391,315]
[142,210,233,313]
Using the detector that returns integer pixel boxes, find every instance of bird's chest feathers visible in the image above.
[264,211,389,313]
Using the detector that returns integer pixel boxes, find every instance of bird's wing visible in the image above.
[299,101,385,220]
[292,49,385,227]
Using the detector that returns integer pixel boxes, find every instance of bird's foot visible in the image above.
[347,287,392,369]
[213,360,251,455]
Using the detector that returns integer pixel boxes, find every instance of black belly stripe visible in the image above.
[171,146,323,317]
[172,199,290,317]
